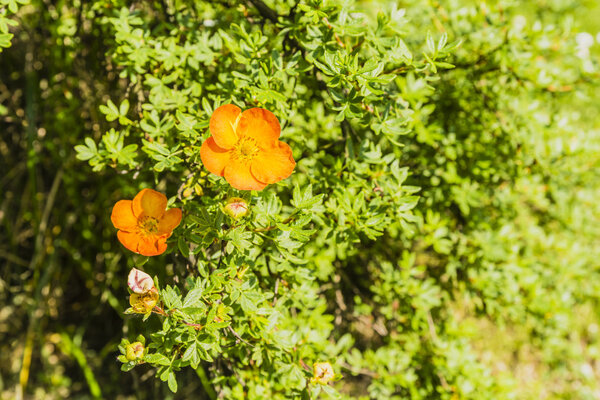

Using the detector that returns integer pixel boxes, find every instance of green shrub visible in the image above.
[1,0,599,399]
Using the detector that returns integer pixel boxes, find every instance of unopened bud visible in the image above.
[125,342,145,361]
[128,268,155,294]
[311,362,335,385]
[129,290,159,314]
[224,197,249,219]
[182,187,194,198]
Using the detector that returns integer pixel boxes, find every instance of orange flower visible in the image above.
[111,189,182,256]
[200,104,296,190]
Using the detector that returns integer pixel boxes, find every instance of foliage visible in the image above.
[0,0,27,51]
[1,0,599,399]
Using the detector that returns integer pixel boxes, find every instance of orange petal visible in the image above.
[137,235,167,256]
[158,208,182,234]
[111,200,138,231]
[224,158,267,191]
[210,104,241,149]
[200,137,231,177]
[132,188,167,219]
[237,108,280,147]
[117,230,142,254]
[250,141,295,184]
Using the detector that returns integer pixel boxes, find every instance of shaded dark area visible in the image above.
[0,2,137,398]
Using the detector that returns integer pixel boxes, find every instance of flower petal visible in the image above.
[137,235,168,256]
[117,230,142,254]
[210,104,241,149]
[158,208,182,234]
[224,158,267,191]
[250,141,296,184]
[132,188,167,219]
[111,200,138,231]
[128,268,155,294]
[200,137,231,177]
[237,108,280,147]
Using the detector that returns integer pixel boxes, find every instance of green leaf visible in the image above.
[239,291,258,313]
[167,370,178,393]
[292,184,324,210]
[161,286,182,309]
[227,228,252,252]
[182,341,201,369]
[0,33,14,48]
[144,353,171,366]
[119,99,129,115]
[183,288,204,308]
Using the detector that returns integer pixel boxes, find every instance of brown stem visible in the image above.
[182,321,204,330]
[152,306,203,330]
[227,326,254,347]
[322,17,345,48]
[248,0,278,22]
[339,361,378,378]
[152,306,169,316]
[299,359,311,371]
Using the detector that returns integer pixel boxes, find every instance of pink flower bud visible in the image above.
[224,197,249,219]
[128,268,155,294]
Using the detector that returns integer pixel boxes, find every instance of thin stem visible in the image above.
[227,326,254,347]
[182,321,204,330]
[322,17,345,48]
[253,211,299,232]
[248,0,279,22]
[152,306,203,330]
[339,361,379,378]
[152,306,169,316]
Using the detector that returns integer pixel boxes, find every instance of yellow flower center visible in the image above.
[126,342,145,361]
[130,291,159,313]
[312,362,335,384]
[233,137,259,161]
[139,216,159,235]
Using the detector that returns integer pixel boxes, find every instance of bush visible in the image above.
[1,0,599,399]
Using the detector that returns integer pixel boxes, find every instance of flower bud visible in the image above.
[311,362,335,385]
[224,197,249,219]
[129,290,159,314]
[128,268,155,294]
[182,187,194,198]
[125,342,145,361]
